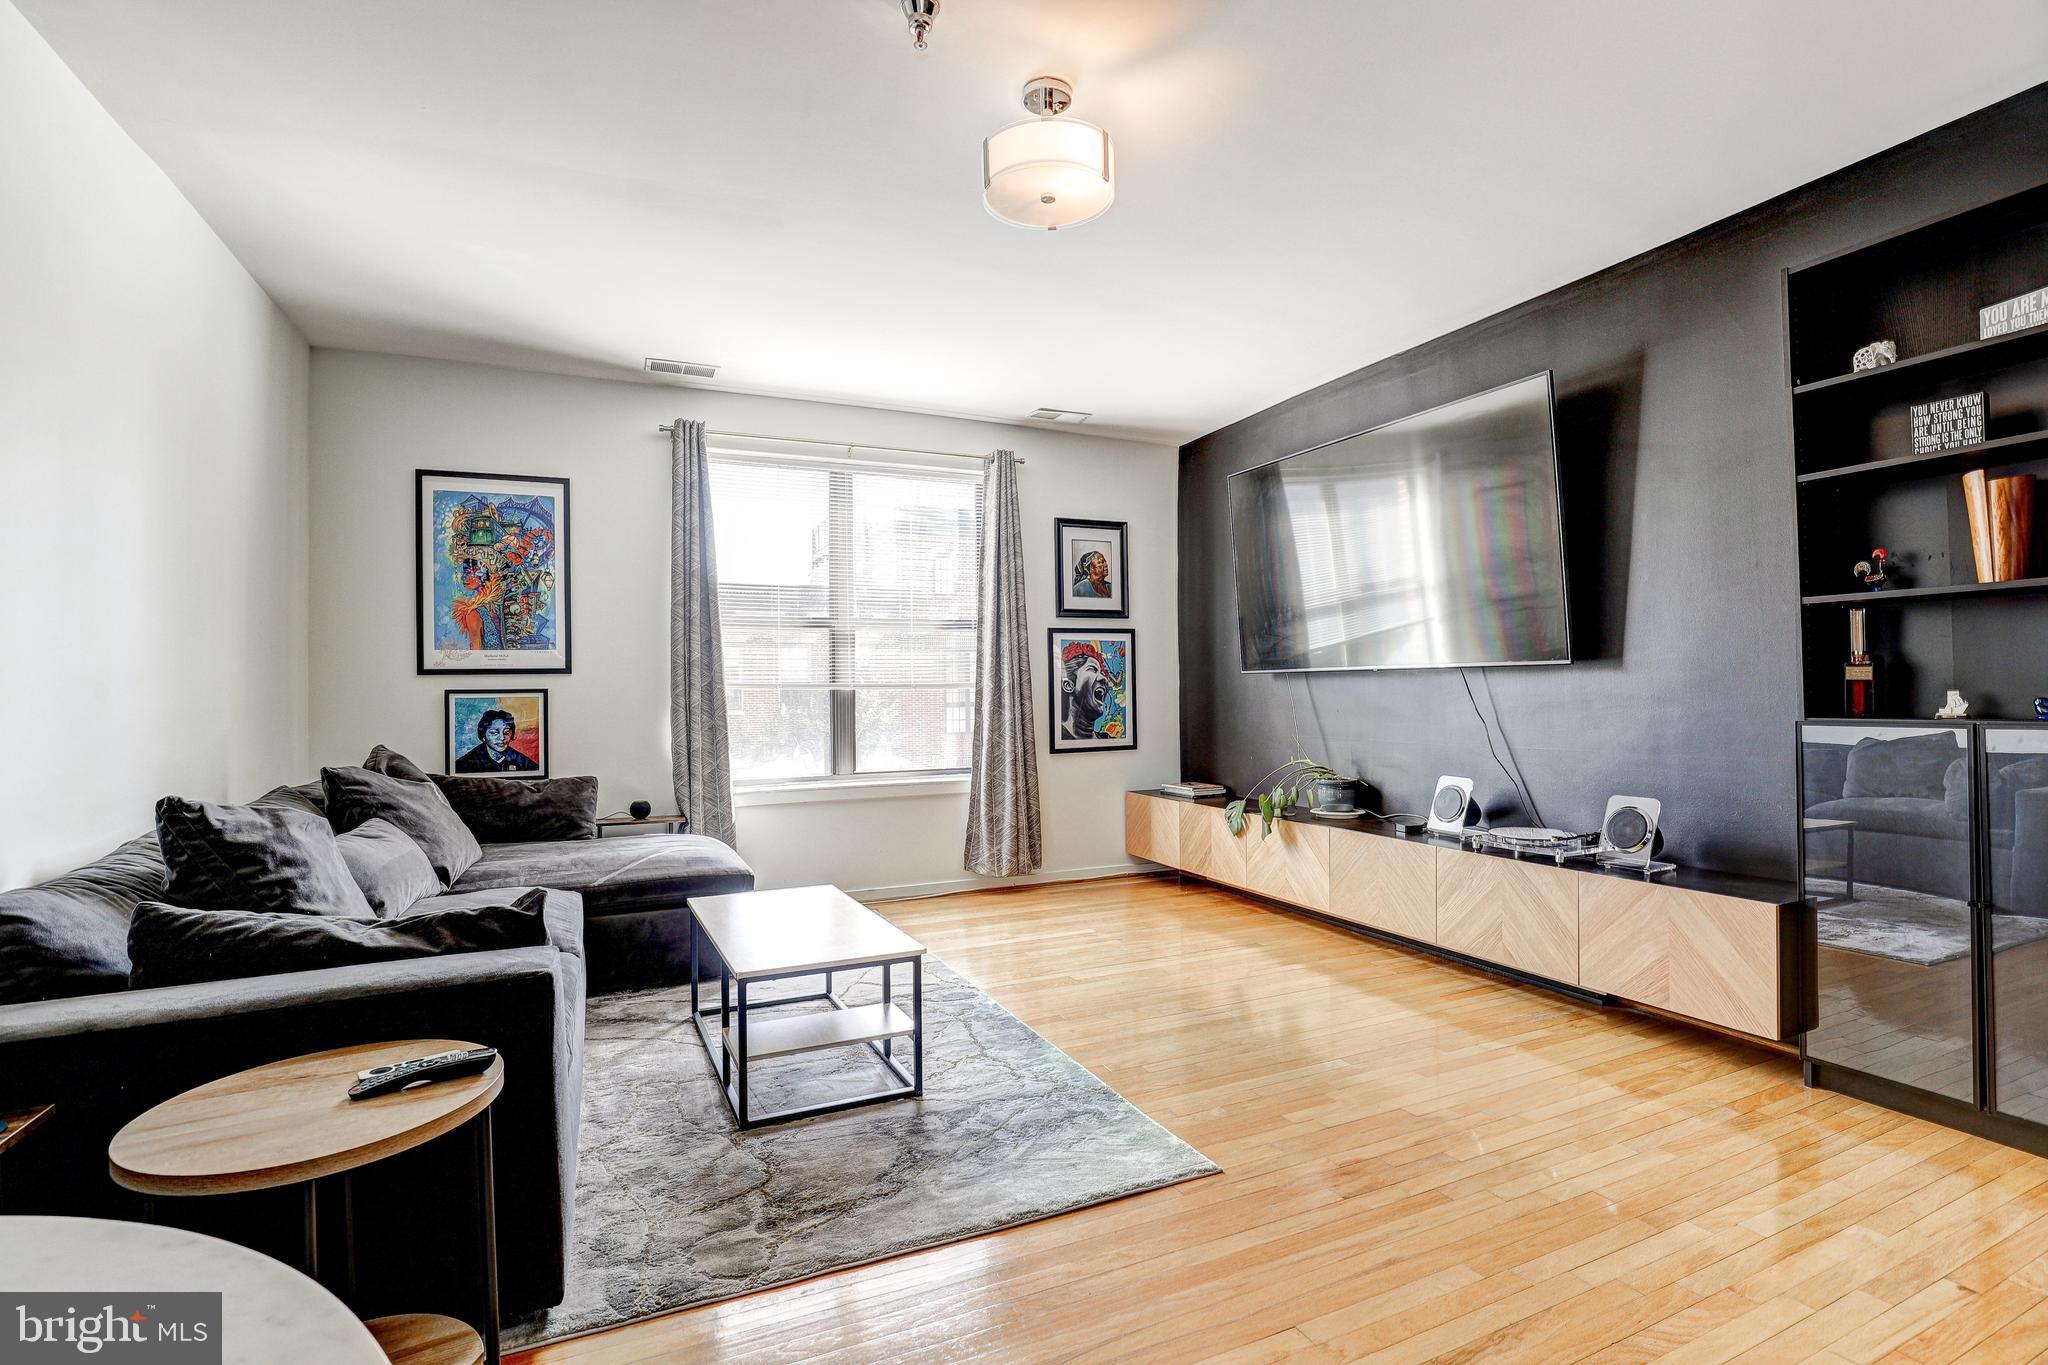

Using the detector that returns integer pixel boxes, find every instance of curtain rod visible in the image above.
[656,425,1022,464]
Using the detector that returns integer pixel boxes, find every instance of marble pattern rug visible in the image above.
[504,958,1218,1348]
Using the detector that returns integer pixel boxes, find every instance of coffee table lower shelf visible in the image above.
[689,953,923,1130]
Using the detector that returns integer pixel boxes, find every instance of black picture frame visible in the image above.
[416,468,572,674]
[444,688,551,779]
[1053,517,1129,619]
[1047,627,1136,753]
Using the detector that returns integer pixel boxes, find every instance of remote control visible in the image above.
[347,1047,498,1100]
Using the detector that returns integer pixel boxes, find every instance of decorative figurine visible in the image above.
[2034,696,2048,722]
[1935,690,1970,720]
[1852,339,1898,371]
[1854,547,1891,591]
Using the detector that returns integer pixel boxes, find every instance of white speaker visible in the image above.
[1425,776,1481,835]
[1597,795,1669,872]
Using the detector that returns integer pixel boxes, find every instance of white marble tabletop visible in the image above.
[690,884,925,980]
[0,1216,383,1363]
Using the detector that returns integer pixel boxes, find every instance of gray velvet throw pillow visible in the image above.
[126,888,550,989]
[322,765,482,885]
[156,797,372,918]
[430,774,600,843]
[335,817,442,917]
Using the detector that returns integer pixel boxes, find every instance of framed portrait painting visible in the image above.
[417,469,570,673]
[1048,628,1135,753]
[1054,517,1128,618]
[445,690,550,778]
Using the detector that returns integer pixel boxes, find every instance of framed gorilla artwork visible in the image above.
[444,689,550,778]
[1054,517,1128,619]
[1048,628,1135,753]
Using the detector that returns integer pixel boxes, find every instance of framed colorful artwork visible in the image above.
[416,469,570,674]
[1054,517,1128,618]
[444,689,550,778]
[1048,628,1135,753]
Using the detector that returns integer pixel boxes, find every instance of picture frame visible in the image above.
[1048,627,1135,753]
[417,469,571,674]
[1054,517,1129,619]
[444,689,550,778]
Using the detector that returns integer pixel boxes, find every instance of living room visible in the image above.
[6,2,2048,1361]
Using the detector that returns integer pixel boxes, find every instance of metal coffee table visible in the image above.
[687,885,925,1130]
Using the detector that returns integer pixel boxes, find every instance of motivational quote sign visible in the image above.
[1910,392,1987,455]
[1981,286,2048,339]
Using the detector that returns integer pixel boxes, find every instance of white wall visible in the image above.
[0,1,310,886]
[308,351,1180,898]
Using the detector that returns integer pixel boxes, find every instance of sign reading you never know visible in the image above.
[1981,285,2048,338]
[3,1293,221,1362]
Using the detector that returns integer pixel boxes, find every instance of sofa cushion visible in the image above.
[323,765,481,885]
[431,774,599,843]
[126,888,551,989]
[336,818,442,918]
[0,834,165,1004]
[157,796,373,918]
[1805,796,1968,841]
[363,744,434,784]
[408,885,587,962]
[1843,732,1965,800]
[450,834,754,918]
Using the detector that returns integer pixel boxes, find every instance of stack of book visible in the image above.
[1159,781,1226,799]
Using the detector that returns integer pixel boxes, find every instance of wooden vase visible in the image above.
[1963,470,2036,583]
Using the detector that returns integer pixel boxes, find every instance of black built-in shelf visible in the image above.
[1802,576,2048,607]
[1784,178,2048,1153]
[1796,429,2048,486]
[1791,321,2048,396]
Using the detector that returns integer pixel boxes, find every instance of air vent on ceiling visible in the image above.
[644,357,719,380]
[1027,407,1091,423]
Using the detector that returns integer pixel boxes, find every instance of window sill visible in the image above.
[733,775,971,807]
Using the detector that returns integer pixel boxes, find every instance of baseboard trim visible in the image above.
[854,864,1162,904]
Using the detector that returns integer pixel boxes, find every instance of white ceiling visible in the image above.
[18,0,2048,444]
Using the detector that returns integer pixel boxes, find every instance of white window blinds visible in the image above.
[709,442,983,779]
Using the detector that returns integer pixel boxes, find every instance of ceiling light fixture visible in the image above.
[901,0,938,51]
[983,76,1115,232]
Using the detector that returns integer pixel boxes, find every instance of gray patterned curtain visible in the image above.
[669,419,737,846]
[964,450,1042,876]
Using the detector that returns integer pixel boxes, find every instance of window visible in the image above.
[710,444,982,784]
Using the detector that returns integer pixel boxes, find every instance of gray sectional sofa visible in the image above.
[0,776,753,1320]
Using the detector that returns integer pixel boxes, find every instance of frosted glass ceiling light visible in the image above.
[983,77,1114,231]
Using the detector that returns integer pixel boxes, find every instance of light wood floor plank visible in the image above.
[511,875,2048,1363]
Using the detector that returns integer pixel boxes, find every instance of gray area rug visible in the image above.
[1812,879,2048,965]
[504,958,1218,1348]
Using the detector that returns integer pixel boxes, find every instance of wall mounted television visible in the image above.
[1228,371,1570,673]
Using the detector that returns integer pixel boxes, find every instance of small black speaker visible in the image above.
[629,799,652,820]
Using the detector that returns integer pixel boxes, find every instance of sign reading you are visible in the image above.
[1910,392,1987,455]
[1981,286,2048,339]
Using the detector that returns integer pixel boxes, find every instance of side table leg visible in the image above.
[340,1173,358,1308]
[473,1109,501,1365]
[303,1181,320,1281]
[882,962,893,1061]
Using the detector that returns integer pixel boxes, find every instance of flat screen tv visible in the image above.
[1229,371,1570,673]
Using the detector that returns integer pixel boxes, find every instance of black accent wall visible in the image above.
[1177,86,2048,878]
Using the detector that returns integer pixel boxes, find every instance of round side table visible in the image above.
[109,1038,504,1363]
[0,1215,385,1363]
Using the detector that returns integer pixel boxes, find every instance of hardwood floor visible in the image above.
[514,875,2048,1364]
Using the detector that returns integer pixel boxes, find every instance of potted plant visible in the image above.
[1224,756,1352,839]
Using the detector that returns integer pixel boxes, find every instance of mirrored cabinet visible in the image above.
[1985,724,2048,1126]
[1800,721,1975,1105]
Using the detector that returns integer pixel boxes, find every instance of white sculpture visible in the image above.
[1935,689,1970,719]
[1852,339,1899,371]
